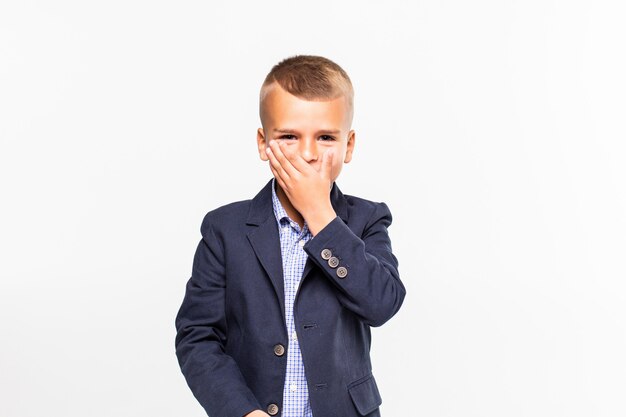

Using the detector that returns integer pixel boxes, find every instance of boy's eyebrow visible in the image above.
[273,128,341,134]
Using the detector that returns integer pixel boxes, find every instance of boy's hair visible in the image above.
[259,55,354,126]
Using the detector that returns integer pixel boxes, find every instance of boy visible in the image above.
[175,55,406,417]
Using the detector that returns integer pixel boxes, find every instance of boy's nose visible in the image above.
[300,141,318,163]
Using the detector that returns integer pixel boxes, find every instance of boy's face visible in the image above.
[257,83,355,184]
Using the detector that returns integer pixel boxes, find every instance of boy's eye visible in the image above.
[279,135,297,140]
[319,135,335,141]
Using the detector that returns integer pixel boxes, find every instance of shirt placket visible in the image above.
[282,221,312,417]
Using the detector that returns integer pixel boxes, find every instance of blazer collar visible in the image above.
[246,178,349,226]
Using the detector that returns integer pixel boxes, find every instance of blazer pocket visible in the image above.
[347,373,382,416]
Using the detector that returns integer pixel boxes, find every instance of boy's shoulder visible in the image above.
[199,198,251,236]
[343,193,387,211]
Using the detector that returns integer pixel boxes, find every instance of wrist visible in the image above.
[306,206,337,236]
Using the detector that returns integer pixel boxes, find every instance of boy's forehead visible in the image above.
[261,83,352,127]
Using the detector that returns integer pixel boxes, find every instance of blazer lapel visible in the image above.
[246,179,286,319]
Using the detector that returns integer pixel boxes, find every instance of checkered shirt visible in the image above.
[271,178,313,417]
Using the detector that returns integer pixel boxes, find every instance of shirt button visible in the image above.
[298,240,305,247]
[292,331,298,342]
[290,383,297,392]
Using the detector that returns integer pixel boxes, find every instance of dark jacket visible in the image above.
[175,179,406,417]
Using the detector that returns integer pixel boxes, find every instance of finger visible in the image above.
[321,149,333,181]
[279,142,312,174]
[270,140,300,177]
[266,145,290,180]
[270,163,288,191]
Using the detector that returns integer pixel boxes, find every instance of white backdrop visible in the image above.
[1,1,625,416]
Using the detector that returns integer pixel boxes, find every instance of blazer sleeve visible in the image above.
[174,214,261,417]
[303,201,406,327]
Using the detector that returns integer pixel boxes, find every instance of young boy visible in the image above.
[175,55,406,417]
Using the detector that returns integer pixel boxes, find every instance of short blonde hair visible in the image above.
[259,55,354,125]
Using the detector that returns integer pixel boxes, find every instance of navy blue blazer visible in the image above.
[175,179,406,417]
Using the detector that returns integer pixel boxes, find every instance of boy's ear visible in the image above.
[344,130,356,163]
[257,128,269,161]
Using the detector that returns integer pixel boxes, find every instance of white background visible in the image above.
[1,1,625,416]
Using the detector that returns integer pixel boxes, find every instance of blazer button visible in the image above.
[321,248,332,260]
[267,403,279,415]
[273,344,285,356]
[336,266,348,278]
[328,256,339,268]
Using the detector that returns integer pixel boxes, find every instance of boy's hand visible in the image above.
[266,140,337,235]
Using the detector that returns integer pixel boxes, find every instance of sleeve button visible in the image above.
[328,256,339,268]
[321,249,332,260]
[336,266,348,278]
